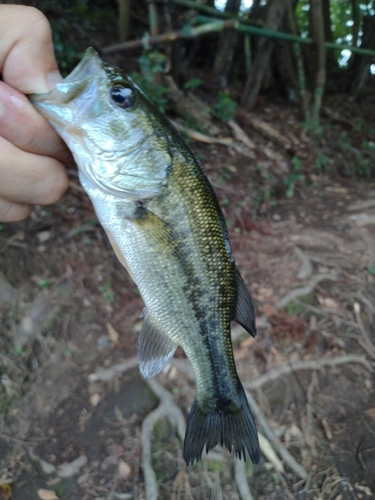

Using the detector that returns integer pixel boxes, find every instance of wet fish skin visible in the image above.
[30,48,260,465]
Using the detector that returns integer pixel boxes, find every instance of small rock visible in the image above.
[57,455,88,478]
[37,489,59,500]
[97,334,113,350]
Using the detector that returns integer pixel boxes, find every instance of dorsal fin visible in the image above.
[138,310,177,378]
[233,268,257,337]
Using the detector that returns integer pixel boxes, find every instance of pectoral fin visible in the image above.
[138,311,178,378]
[233,268,257,337]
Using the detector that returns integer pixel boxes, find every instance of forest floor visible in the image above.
[0,94,375,500]
[1,2,375,496]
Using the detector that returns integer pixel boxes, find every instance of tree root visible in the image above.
[141,378,186,500]
[245,354,373,391]
[245,389,308,479]
[277,274,337,309]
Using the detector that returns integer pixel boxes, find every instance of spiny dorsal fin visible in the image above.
[233,267,257,337]
[138,311,177,378]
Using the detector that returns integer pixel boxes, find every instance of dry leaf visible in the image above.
[118,460,131,479]
[106,322,119,342]
[89,393,101,407]
[37,489,59,500]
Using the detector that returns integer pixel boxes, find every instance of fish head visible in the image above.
[30,48,171,199]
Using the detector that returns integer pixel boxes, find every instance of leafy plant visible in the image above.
[37,278,50,290]
[314,152,331,172]
[131,51,169,112]
[99,282,115,303]
[284,156,305,198]
[214,91,237,122]
[183,78,204,91]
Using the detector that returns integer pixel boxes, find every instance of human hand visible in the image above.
[0,5,72,223]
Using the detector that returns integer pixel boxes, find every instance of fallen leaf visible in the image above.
[57,455,88,478]
[106,322,119,343]
[89,393,101,407]
[118,460,131,479]
[37,489,59,500]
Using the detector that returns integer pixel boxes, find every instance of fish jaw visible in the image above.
[30,48,172,201]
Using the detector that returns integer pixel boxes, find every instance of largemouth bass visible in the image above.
[30,48,260,465]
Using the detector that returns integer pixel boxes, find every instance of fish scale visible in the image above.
[30,48,260,465]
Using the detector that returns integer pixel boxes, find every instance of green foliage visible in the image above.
[283,156,305,198]
[99,282,115,303]
[36,278,50,290]
[366,265,375,275]
[314,152,331,172]
[131,51,169,113]
[214,91,237,122]
[183,78,204,91]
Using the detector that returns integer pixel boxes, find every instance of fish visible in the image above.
[30,48,260,465]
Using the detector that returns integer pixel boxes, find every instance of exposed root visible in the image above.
[245,389,308,479]
[141,378,186,500]
[245,354,373,391]
[305,372,319,456]
[234,458,254,500]
[88,356,139,382]
[354,302,375,360]
[277,274,337,309]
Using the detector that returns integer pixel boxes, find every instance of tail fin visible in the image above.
[183,386,260,465]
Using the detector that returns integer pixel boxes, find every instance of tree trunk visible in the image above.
[310,0,326,128]
[240,0,288,110]
[350,14,375,99]
[213,0,242,86]
[322,0,336,71]
[118,0,131,42]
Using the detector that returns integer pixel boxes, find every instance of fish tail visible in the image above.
[183,385,260,465]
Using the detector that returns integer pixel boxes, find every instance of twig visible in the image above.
[170,119,233,145]
[277,274,338,308]
[354,302,375,360]
[245,355,373,391]
[234,458,254,500]
[306,372,319,456]
[245,390,308,479]
[227,120,256,149]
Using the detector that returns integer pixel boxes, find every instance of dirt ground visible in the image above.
[0,3,375,493]
[0,95,375,500]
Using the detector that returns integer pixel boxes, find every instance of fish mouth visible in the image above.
[30,47,102,105]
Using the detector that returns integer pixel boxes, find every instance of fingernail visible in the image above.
[47,70,64,90]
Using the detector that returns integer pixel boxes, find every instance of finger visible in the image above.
[0,5,61,93]
[0,197,32,223]
[0,136,69,205]
[0,81,74,166]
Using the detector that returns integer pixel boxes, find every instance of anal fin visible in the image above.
[138,311,177,378]
[233,267,257,337]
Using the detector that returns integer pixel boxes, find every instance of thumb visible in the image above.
[0,5,62,94]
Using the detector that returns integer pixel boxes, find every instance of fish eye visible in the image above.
[110,84,135,109]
